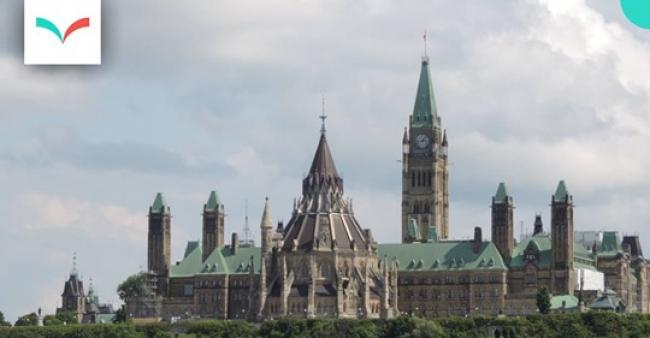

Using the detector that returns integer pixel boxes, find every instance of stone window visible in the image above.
[183,284,193,296]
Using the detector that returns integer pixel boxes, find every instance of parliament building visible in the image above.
[127,54,650,320]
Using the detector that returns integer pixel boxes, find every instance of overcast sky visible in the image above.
[1,0,650,323]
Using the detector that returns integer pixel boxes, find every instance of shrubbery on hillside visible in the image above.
[2,313,650,338]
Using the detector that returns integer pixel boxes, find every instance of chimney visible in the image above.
[473,227,482,253]
[231,232,239,254]
[276,221,284,233]
[533,214,543,235]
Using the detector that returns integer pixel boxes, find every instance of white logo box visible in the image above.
[24,0,101,65]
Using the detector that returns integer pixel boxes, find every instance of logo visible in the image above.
[36,17,90,44]
[621,0,650,29]
[24,0,101,65]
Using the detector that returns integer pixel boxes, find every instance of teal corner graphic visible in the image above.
[621,0,650,29]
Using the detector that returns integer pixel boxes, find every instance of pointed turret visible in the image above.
[402,127,408,145]
[493,182,510,204]
[261,197,273,254]
[148,192,171,281]
[284,117,369,252]
[551,180,574,294]
[150,192,168,214]
[553,180,571,203]
[442,129,448,147]
[491,182,514,262]
[302,132,344,196]
[203,190,225,261]
[308,133,339,178]
[204,190,221,212]
[410,58,438,128]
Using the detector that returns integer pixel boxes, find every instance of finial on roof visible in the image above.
[320,95,327,135]
[71,252,78,276]
[422,29,428,60]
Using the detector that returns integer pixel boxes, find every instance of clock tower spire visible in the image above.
[401,55,449,243]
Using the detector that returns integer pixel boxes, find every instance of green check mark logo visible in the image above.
[36,17,90,43]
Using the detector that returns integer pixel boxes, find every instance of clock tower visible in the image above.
[401,56,449,242]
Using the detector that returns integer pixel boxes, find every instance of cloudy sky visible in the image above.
[2,0,650,322]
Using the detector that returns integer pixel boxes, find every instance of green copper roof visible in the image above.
[410,59,438,128]
[205,190,221,212]
[170,241,260,277]
[598,231,623,257]
[553,180,569,202]
[550,295,579,310]
[589,289,625,311]
[151,192,167,214]
[510,233,595,269]
[377,241,507,271]
[493,182,509,203]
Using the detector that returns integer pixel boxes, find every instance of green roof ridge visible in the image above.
[151,192,167,213]
[410,59,438,128]
[553,180,569,202]
[205,190,221,211]
[494,182,509,203]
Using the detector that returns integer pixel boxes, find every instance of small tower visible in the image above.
[551,180,574,294]
[203,190,225,261]
[58,254,85,323]
[491,182,514,262]
[260,197,274,255]
[148,193,171,278]
[401,54,449,242]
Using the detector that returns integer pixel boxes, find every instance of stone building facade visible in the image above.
[129,55,650,320]
[58,268,114,323]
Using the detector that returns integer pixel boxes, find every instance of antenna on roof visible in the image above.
[320,95,327,135]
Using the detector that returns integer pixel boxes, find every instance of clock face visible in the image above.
[415,134,430,149]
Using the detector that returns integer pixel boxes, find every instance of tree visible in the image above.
[536,287,551,315]
[57,311,78,325]
[43,314,62,326]
[113,305,129,323]
[0,311,11,327]
[14,312,38,326]
[117,272,152,301]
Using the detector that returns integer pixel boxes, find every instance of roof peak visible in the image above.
[151,192,168,214]
[553,180,570,202]
[205,190,221,211]
[308,133,339,178]
[493,182,510,203]
[260,197,273,229]
[410,58,438,128]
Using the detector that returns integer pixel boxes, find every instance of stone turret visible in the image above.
[202,190,224,261]
[148,193,171,279]
[491,182,514,262]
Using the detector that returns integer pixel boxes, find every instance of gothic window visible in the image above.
[417,172,421,186]
[411,172,415,187]
[428,172,432,187]
[424,201,430,213]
